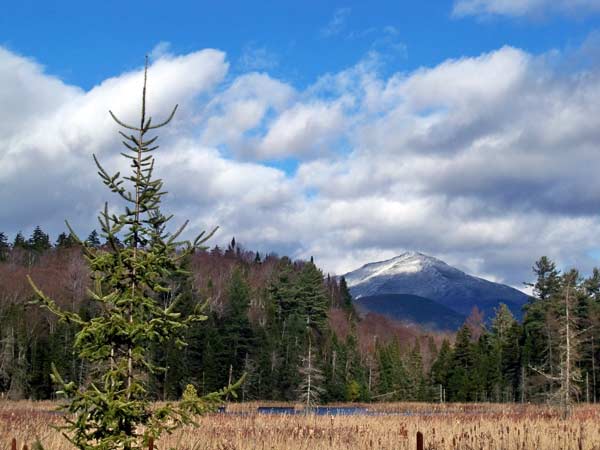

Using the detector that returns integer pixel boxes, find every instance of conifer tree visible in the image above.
[225,237,237,258]
[339,276,353,310]
[350,334,368,393]
[0,232,9,261]
[269,257,298,321]
[490,303,521,399]
[376,340,409,400]
[28,59,238,450]
[522,257,562,387]
[28,225,52,252]
[406,340,427,401]
[85,229,101,248]
[504,321,524,400]
[12,231,27,249]
[431,339,452,401]
[472,333,498,401]
[527,256,561,301]
[447,325,474,401]
[581,270,600,403]
[491,303,516,341]
[296,261,328,334]
[56,232,77,248]
[221,267,254,380]
[584,268,600,301]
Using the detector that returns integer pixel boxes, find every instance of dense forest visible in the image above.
[0,227,598,404]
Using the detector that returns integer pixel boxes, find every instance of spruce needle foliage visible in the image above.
[28,58,241,450]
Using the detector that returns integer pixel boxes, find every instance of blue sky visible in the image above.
[3,1,599,89]
[3,0,600,288]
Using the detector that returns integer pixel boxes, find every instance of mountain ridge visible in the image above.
[344,251,530,324]
[354,293,466,331]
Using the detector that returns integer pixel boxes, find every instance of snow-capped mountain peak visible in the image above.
[345,251,450,288]
[343,251,530,321]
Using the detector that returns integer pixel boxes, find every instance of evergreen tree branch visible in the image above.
[27,275,84,325]
[145,105,178,130]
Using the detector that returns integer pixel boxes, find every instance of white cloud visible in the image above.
[1,48,229,233]
[4,41,600,289]
[453,0,600,18]
[150,41,172,60]
[257,100,349,158]
[0,47,81,144]
[199,73,295,151]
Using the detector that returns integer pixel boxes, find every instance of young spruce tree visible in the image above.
[28,59,239,450]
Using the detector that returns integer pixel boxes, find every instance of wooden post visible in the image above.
[148,437,154,450]
[23,445,28,450]
[11,438,16,450]
[416,431,424,450]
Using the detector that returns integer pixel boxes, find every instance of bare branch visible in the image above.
[530,364,561,382]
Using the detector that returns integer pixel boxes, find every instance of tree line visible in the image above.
[431,256,600,407]
[0,228,598,405]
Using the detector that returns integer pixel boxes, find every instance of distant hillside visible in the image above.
[354,294,466,331]
[345,251,530,323]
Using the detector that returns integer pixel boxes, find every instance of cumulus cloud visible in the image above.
[199,72,295,153]
[4,41,600,289]
[453,0,600,18]
[292,45,600,284]
[257,100,349,158]
[1,48,229,233]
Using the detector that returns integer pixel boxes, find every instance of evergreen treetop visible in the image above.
[491,303,516,341]
[56,231,77,248]
[339,276,353,310]
[0,232,9,261]
[296,261,328,334]
[13,231,27,249]
[28,58,238,450]
[527,256,561,301]
[85,229,101,248]
[584,268,600,301]
[28,225,51,252]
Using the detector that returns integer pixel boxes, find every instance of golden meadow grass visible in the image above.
[2,401,600,450]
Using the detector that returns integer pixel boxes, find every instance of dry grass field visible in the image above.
[2,401,600,450]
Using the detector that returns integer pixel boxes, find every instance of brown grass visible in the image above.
[2,401,600,450]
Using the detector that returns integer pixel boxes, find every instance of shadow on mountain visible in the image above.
[354,293,466,331]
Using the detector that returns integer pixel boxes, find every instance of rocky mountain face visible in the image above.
[344,252,530,328]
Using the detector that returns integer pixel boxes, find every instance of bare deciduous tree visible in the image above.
[532,273,583,418]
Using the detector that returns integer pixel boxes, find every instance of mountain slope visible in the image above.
[354,294,466,331]
[344,252,530,322]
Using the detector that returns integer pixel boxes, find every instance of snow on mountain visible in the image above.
[344,252,530,320]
